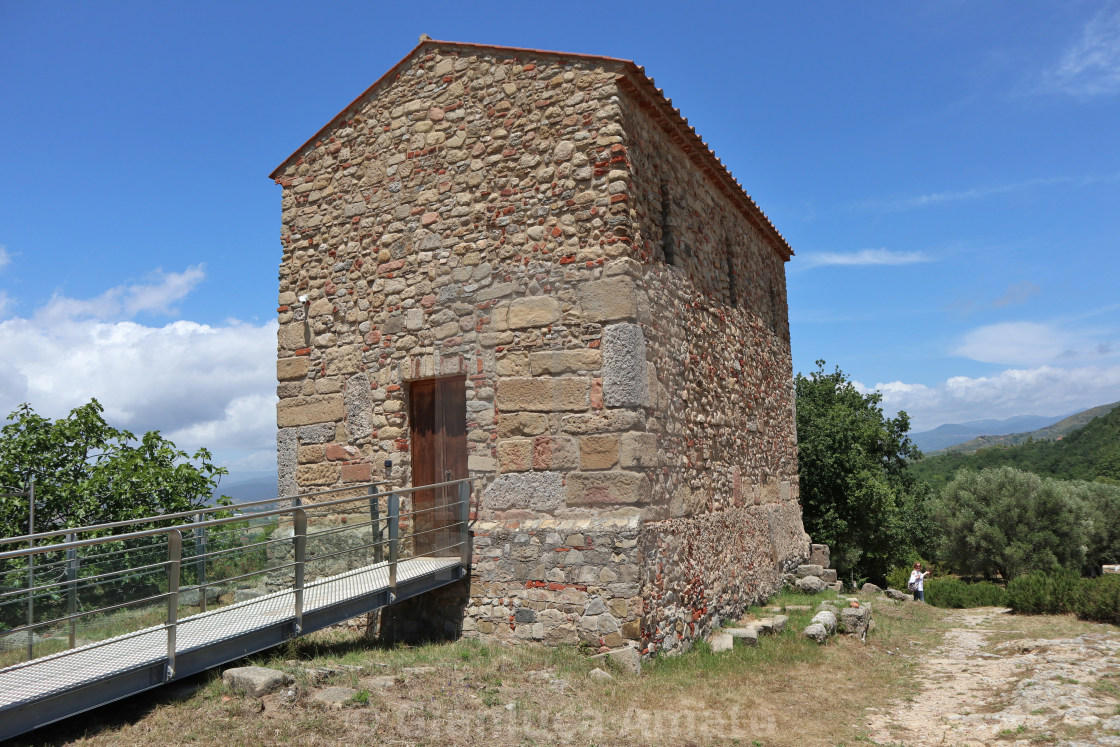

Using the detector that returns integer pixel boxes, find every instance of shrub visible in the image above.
[1074,575,1120,624]
[1007,570,1081,615]
[885,565,912,592]
[933,467,1087,581]
[925,577,1009,608]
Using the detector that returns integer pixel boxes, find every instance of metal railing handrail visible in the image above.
[0,478,474,690]
[0,478,470,562]
[0,480,394,547]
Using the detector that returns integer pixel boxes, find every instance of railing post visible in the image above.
[26,477,35,662]
[66,532,78,649]
[166,529,182,681]
[368,484,382,565]
[458,480,471,569]
[293,507,306,636]
[194,513,207,613]
[388,491,399,600]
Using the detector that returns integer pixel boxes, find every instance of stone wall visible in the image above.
[463,516,640,646]
[273,46,651,519]
[613,78,808,649]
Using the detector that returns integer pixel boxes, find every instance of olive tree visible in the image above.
[932,466,1087,581]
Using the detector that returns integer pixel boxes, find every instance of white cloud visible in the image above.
[953,321,1116,366]
[860,365,1120,432]
[0,269,278,482]
[0,246,10,272]
[1038,7,1120,97]
[34,265,207,324]
[797,248,933,269]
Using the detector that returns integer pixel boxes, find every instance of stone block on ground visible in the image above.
[0,631,42,652]
[233,588,268,603]
[829,581,843,592]
[771,615,788,633]
[783,604,811,612]
[607,646,641,675]
[725,627,759,645]
[795,575,826,594]
[179,586,223,607]
[884,588,911,602]
[860,582,882,595]
[810,610,837,634]
[709,632,733,653]
[223,666,292,698]
[803,623,829,644]
[820,568,838,584]
[809,543,830,568]
[755,618,774,635]
[796,564,824,579]
[839,606,871,636]
[312,686,360,709]
[589,667,614,682]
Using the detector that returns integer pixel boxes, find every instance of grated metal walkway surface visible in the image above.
[0,556,461,712]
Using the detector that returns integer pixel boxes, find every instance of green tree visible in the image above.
[932,466,1087,581]
[1074,480,1120,573]
[0,400,227,538]
[795,360,930,584]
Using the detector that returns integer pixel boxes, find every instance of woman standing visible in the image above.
[908,562,930,602]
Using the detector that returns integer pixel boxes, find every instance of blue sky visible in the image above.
[1,1,1118,482]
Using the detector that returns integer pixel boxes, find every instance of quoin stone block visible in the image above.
[270,38,808,655]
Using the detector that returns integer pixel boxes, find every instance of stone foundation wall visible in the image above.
[464,517,641,646]
[639,501,808,655]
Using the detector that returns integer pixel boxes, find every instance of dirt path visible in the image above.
[866,607,1120,745]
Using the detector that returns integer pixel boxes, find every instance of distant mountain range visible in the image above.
[910,414,1068,453]
[932,402,1120,455]
[913,401,1120,487]
[213,474,279,504]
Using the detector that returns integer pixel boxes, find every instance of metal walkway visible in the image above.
[0,479,472,742]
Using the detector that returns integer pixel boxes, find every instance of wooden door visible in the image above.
[409,376,467,557]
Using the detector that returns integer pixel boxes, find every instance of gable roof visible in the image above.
[269,39,793,260]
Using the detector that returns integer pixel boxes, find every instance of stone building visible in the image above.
[270,38,809,655]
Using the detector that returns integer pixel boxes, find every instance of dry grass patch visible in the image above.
[14,591,953,747]
[981,612,1120,650]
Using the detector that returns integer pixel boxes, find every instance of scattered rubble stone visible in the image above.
[589,668,614,682]
[883,588,911,602]
[796,564,824,579]
[312,686,360,709]
[803,623,829,644]
[233,588,268,603]
[725,627,759,645]
[709,632,734,653]
[607,646,641,674]
[840,606,871,636]
[810,610,837,635]
[222,666,292,698]
[796,576,826,594]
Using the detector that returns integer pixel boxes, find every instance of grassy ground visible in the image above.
[8,590,957,747]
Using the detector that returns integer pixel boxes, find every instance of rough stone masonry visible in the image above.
[270,38,809,656]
